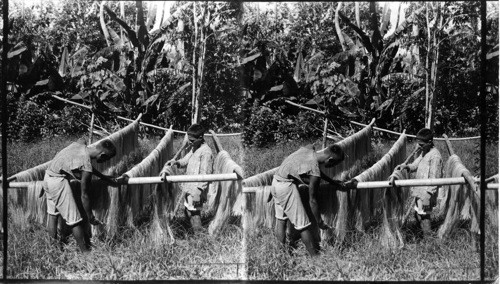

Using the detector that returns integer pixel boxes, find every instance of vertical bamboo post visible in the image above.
[442,134,455,156]
[209,130,223,153]
[322,118,328,148]
[88,112,95,144]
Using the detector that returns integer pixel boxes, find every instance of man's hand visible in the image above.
[165,159,179,168]
[318,219,331,230]
[89,215,104,226]
[100,175,118,186]
[395,164,409,171]
[342,179,358,190]
[160,171,169,182]
[114,175,129,185]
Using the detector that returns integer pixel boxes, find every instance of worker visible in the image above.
[271,143,357,256]
[398,128,443,237]
[160,124,214,232]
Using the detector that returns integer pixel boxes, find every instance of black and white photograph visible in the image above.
[0,0,498,282]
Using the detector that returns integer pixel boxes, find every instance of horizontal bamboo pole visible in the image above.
[132,173,240,184]
[6,173,240,188]
[6,177,497,190]
[242,177,499,193]
[358,177,467,189]
[8,182,45,188]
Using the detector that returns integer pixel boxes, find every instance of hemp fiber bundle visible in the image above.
[486,174,498,230]
[243,168,278,234]
[208,151,244,235]
[352,133,407,234]
[380,169,410,249]
[5,118,142,236]
[9,161,51,211]
[91,128,175,240]
[437,154,479,239]
[26,181,48,225]
[92,117,140,173]
[320,123,373,243]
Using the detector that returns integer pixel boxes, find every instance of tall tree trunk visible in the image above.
[427,3,443,130]
[335,2,346,51]
[197,6,208,124]
[425,3,431,129]
[100,1,111,47]
[191,2,199,124]
[152,1,165,32]
[355,2,361,27]
[120,2,125,39]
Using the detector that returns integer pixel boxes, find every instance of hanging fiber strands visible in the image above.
[319,121,374,243]
[437,154,479,239]
[243,168,278,187]
[208,151,244,235]
[25,180,48,225]
[243,168,278,233]
[380,169,410,249]
[5,117,141,224]
[8,161,51,211]
[486,174,498,230]
[10,161,51,182]
[370,133,411,249]
[322,120,374,179]
[92,115,141,173]
[380,170,413,249]
[89,128,176,240]
[352,133,408,233]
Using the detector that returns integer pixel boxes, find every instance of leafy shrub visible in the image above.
[8,95,90,142]
[243,100,322,148]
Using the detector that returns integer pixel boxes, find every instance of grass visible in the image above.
[247,225,486,281]
[0,132,498,280]
[1,133,245,280]
[243,135,499,281]
[5,210,244,280]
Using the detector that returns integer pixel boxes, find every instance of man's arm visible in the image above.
[406,155,423,172]
[92,167,117,185]
[320,170,354,192]
[320,170,342,186]
[80,171,96,223]
[176,151,192,168]
[308,175,327,229]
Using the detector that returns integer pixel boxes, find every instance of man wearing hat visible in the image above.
[399,128,443,236]
[161,124,213,232]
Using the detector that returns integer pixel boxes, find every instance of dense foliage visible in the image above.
[1,1,498,144]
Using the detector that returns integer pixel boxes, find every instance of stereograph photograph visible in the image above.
[0,0,498,282]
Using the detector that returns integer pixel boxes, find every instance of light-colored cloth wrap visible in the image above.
[271,175,311,230]
[177,143,214,211]
[407,147,443,210]
[271,145,321,230]
[44,139,92,225]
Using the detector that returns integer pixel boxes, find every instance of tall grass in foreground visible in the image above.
[5,210,243,280]
[244,136,498,281]
[2,134,245,280]
[1,134,497,280]
[247,224,489,281]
